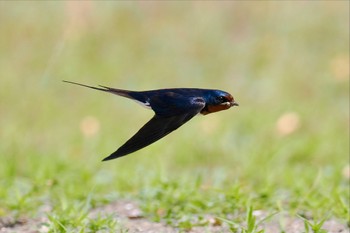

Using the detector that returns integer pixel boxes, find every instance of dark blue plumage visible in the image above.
[64,81,238,161]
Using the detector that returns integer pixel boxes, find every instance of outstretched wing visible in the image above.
[102,97,205,161]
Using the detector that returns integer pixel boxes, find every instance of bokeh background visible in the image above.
[0,1,349,231]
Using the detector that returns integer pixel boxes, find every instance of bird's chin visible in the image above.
[230,101,239,107]
[220,102,232,108]
[201,101,238,115]
[220,101,238,108]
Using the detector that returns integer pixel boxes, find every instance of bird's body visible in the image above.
[64,81,238,161]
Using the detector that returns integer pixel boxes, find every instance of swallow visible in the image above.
[63,80,238,161]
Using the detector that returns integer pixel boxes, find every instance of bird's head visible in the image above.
[201,90,238,115]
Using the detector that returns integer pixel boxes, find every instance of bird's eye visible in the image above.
[218,96,227,103]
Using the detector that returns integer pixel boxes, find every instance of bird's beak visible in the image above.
[231,101,239,107]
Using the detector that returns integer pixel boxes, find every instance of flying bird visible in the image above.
[63,80,238,161]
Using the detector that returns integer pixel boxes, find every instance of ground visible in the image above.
[1,200,348,233]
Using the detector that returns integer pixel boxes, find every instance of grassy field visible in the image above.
[0,1,349,232]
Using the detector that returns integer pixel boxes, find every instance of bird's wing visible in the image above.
[102,97,205,161]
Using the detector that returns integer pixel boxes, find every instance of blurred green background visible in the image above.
[0,1,349,231]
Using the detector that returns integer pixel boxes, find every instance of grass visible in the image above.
[218,207,278,233]
[297,214,329,233]
[0,1,349,232]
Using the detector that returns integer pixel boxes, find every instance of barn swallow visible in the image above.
[63,80,238,161]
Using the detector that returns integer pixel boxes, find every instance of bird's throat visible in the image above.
[201,104,231,115]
